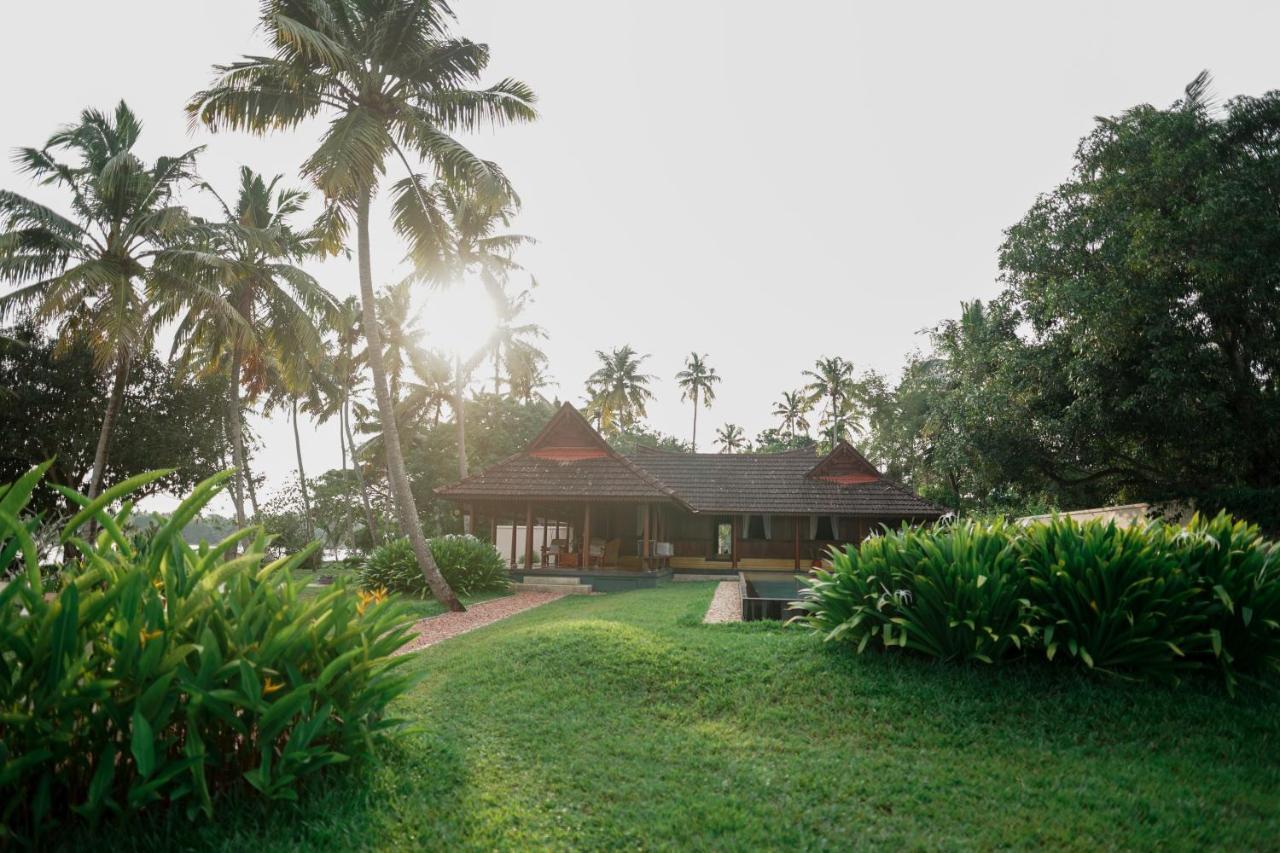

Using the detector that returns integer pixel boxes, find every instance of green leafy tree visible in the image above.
[0,101,214,498]
[997,71,1280,495]
[190,0,537,611]
[675,352,720,451]
[0,324,227,518]
[753,427,816,454]
[585,345,654,435]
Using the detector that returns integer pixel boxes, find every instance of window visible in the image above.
[747,515,766,540]
[815,516,836,540]
[715,523,733,557]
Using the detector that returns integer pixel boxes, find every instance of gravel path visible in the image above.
[703,580,742,624]
[398,590,568,653]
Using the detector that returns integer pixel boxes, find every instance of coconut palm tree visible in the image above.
[675,352,720,452]
[772,390,812,440]
[167,166,336,529]
[421,179,539,396]
[585,345,654,434]
[505,341,550,403]
[190,0,537,611]
[261,349,333,548]
[715,423,748,454]
[488,282,546,396]
[0,101,219,498]
[803,356,864,447]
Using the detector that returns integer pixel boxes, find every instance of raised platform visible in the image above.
[509,567,672,593]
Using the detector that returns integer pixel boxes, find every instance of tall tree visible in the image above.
[998,71,1280,494]
[376,279,425,407]
[715,423,748,454]
[169,166,335,529]
[585,345,654,434]
[675,352,720,451]
[489,283,546,396]
[0,101,215,498]
[0,323,228,519]
[191,0,537,611]
[429,180,539,396]
[772,390,811,440]
[803,356,864,448]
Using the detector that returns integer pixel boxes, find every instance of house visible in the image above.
[436,403,948,589]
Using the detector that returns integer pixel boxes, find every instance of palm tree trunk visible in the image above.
[88,351,131,499]
[291,397,314,544]
[456,354,469,481]
[356,188,462,611]
[338,392,351,551]
[243,447,261,517]
[691,389,699,452]
[343,395,382,548]
[226,343,248,530]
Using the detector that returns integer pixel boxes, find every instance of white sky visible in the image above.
[4,0,1280,513]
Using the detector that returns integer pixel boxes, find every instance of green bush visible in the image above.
[795,514,1280,691]
[358,534,508,598]
[1018,520,1201,680]
[804,521,1031,663]
[0,464,420,844]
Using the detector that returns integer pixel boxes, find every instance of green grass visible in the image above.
[94,583,1280,850]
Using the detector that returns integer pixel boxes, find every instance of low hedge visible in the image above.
[358,534,508,598]
[0,464,420,844]
[795,513,1280,692]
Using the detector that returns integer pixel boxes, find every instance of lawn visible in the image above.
[116,582,1280,850]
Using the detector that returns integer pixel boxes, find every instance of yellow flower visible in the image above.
[263,678,285,695]
[139,628,163,646]
[357,587,389,615]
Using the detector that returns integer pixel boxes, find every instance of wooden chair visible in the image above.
[595,538,621,568]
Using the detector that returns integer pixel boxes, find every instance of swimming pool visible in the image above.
[738,571,804,621]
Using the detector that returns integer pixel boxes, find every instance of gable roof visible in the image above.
[806,441,881,484]
[437,404,947,518]
[435,403,680,503]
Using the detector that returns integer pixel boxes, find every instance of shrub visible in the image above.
[1018,519,1201,680]
[0,464,421,844]
[795,514,1280,691]
[801,521,1031,662]
[358,534,508,598]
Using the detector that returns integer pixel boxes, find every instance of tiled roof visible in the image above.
[435,452,675,501]
[435,404,678,502]
[629,446,948,517]
[437,404,947,517]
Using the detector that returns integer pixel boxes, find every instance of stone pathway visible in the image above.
[703,580,742,624]
[398,590,568,654]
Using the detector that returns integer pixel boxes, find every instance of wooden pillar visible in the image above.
[489,514,497,547]
[509,515,517,569]
[583,503,593,568]
[731,515,739,570]
[524,503,534,570]
[641,502,651,570]
[541,515,549,567]
[794,515,801,570]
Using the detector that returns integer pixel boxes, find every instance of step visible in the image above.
[511,582,593,595]
[520,575,585,586]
